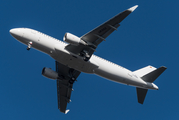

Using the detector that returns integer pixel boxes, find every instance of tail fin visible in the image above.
[136,88,148,104]
[134,66,167,104]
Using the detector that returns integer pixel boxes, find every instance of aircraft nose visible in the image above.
[10,28,23,39]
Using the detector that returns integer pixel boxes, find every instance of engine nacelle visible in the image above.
[63,32,82,45]
[42,67,58,80]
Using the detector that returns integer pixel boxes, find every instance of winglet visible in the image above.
[65,109,70,114]
[128,5,138,12]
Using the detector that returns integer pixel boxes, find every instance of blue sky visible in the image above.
[0,0,178,119]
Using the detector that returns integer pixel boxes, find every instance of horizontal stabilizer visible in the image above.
[136,88,148,104]
[133,65,157,77]
[141,66,167,83]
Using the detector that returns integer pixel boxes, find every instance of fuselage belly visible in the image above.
[10,28,158,90]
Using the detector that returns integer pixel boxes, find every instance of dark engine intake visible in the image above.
[42,67,58,80]
[63,32,86,45]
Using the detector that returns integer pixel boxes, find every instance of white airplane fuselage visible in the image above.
[10,28,158,90]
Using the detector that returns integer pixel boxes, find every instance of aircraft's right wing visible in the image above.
[56,61,81,114]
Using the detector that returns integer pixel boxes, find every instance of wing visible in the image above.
[65,5,138,58]
[55,61,81,114]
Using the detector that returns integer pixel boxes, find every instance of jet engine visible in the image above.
[42,67,58,80]
[63,32,86,45]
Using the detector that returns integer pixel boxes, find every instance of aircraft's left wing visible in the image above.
[65,5,138,59]
[81,5,138,47]
[55,61,81,114]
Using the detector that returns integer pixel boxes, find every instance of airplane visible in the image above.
[9,5,166,114]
